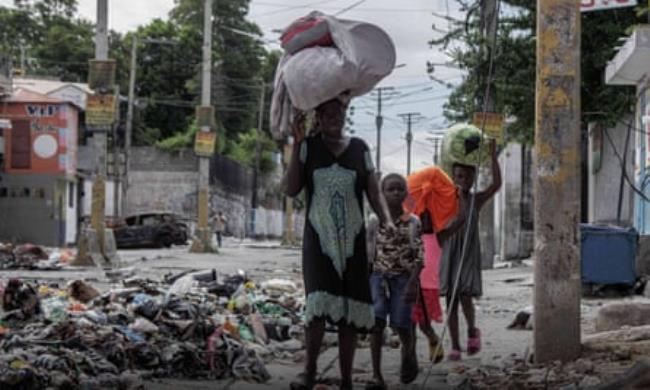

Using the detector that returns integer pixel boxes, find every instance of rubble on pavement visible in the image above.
[0,243,74,270]
[595,302,650,332]
[0,270,307,389]
[455,323,650,390]
[458,351,636,389]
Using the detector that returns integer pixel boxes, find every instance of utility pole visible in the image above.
[19,43,25,75]
[282,141,295,246]
[251,81,267,236]
[91,0,108,255]
[74,0,119,266]
[432,137,442,164]
[478,0,499,270]
[374,86,395,175]
[398,112,420,175]
[190,0,215,253]
[122,37,137,215]
[534,0,581,363]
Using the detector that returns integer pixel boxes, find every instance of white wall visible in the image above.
[82,179,121,218]
[588,119,634,225]
[65,181,77,245]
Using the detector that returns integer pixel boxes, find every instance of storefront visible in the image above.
[0,88,80,246]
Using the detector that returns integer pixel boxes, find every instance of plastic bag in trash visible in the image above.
[130,318,159,334]
[261,279,298,294]
[167,275,196,298]
[41,297,67,323]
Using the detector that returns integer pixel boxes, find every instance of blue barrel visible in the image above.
[580,224,637,285]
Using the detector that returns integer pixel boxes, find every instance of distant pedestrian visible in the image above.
[439,139,501,361]
[213,212,227,248]
[366,173,422,389]
[285,98,393,390]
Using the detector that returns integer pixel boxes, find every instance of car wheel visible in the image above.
[157,234,173,248]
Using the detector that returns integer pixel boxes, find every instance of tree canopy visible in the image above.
[430,1,646,143]
[0,0,280,158]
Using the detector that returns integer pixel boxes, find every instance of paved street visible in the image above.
[3,238,648,389]
[1,239,536,389]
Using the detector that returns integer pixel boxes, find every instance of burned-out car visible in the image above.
[111,213,190,249]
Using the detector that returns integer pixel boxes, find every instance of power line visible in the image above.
[334,0,367,16]
[253,0,341,18]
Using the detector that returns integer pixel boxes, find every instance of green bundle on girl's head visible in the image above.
[440,123,492,175]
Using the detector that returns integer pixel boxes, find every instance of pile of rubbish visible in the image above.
[0,243,74,270]
[0,270,305,389]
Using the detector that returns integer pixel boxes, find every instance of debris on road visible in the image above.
[595,302,650,332]
[0,269,308,388]
[463,351,635,389]
[508,306,533,330]
[0,243,68,270]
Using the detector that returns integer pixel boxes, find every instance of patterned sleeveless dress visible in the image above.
[299,135,376,331]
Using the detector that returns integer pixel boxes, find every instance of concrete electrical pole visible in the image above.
[90,0,109,257]
[374,87,396,175]
[478,0,499,270]
[122,37,137,216]
[251,81,267,236]
[74,0,119,266]
[398,112,420,175]
[534,0,581,363]
[190,0,215,253]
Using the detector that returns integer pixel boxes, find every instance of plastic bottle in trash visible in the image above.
[239,323,254,342]
[223,317,239,337]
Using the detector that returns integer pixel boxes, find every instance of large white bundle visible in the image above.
[270,13,396,139]
[283,46,356,111]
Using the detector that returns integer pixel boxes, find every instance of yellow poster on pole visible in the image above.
[194,131,217,157]
[86,94,116,132]
[472,112,505,143]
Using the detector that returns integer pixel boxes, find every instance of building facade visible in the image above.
[0,88,80,246]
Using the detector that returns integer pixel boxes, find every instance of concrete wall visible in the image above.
[124,147,297,239]
[588,119,634,226]
[124,171,197,217]
[494,143,534,261]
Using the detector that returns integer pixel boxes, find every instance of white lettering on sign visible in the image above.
[25,105,61,117]
[581,0,637,12]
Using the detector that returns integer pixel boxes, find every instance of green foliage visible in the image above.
[0,0,93,81]
[430,1,642,143]
[155,119,198,151]
[227,128,277,174]
[1,0,278,156]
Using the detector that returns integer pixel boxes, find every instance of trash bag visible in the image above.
[3,280,41,318]
[67,280,100,303]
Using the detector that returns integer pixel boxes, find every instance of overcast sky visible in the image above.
[1,0,466,174]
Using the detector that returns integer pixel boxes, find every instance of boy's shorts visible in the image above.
[370,272,413,329]
[412,288,443,324]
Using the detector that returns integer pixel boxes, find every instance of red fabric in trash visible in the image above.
[405,166,458,232]
[281,15,334,53]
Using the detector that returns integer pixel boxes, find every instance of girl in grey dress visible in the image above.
[438,139,501,361]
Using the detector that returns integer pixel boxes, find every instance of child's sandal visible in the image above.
[448,349,462,361]
[467,328,481,356]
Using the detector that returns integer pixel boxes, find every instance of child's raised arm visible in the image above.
[477,139,502,210]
